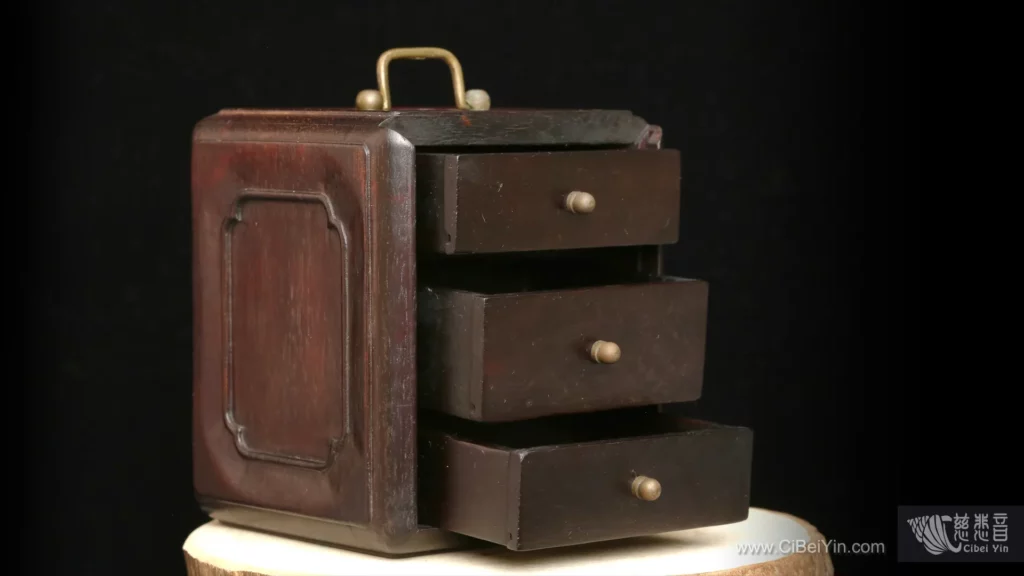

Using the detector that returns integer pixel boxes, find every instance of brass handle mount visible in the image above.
[355,47,490,111]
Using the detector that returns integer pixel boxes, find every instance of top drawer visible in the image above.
[417,150,681,254]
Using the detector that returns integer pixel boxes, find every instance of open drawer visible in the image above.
[416,149,681,254]
[418,410,753,551]
[418,276,708,422]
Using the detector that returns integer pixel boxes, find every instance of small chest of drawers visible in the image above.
[190,48,753,555]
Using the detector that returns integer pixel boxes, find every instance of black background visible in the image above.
[27,1,938,574]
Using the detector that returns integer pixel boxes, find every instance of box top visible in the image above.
[204,108,659,148]
[200,48,664,148]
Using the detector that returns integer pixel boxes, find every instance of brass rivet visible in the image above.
[356,89,384,110]
[564,191,596,214]
[590,340,621,364]
[632,476,662,501]
[465,89,491,110]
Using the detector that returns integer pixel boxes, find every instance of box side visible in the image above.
[191,111,419,546]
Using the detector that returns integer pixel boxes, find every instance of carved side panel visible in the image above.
[223,190,352,469]
[193,115,418,542]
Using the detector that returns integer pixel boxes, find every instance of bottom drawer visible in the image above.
[419,410,753,551]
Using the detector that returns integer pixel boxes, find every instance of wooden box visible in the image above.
[191,48,753,555]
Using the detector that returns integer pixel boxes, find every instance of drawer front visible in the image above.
[418,278,708,422]
[419,418,753,550]
[417,150,680,254]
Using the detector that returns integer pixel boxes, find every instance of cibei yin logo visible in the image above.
[906,515,962,555]
[899,507,1018,562]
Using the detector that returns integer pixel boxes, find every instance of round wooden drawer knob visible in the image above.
[590,340,621,364]
[564,191,596,214]
[632,476,662,501]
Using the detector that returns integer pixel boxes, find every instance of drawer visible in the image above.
[418,411,753,551]
[418,277,708,422]
[416,149,680,254]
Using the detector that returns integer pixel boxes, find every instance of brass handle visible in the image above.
[590,340,621,364]
[632,476,662,501]
[564,191,596,214]
[355,47,490,111]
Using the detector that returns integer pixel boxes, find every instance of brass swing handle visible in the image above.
[355,47,490,111]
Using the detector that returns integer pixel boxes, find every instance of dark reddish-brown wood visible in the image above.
[417,150,681,254]
[418,411,753,551]
[418,277,708,422]
[191,112,423,552]
[211,108,657,147]
[196,498,477,554]
[190,105,752,556]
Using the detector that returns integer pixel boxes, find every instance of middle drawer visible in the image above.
[418,277,708,422]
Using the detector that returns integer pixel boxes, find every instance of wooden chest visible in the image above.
[191,47,753,554]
